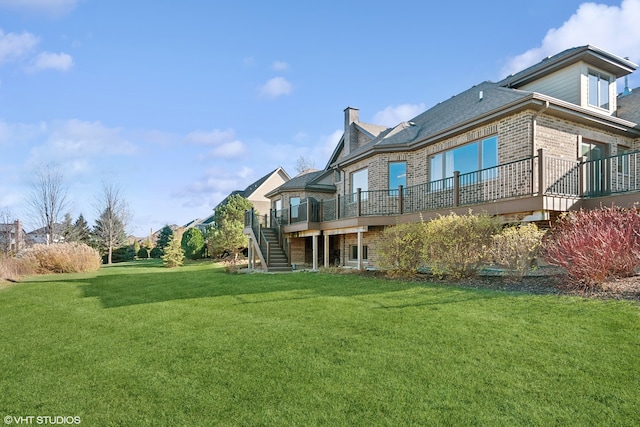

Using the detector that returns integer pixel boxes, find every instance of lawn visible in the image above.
[0,260,639,426]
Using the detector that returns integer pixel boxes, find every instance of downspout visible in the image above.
[531,100,550,157]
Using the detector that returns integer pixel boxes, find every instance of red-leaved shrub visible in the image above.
[542,206,640,290]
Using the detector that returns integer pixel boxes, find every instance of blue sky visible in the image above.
[1,0,639,235]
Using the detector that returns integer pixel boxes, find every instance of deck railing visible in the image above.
[246,149,640,228]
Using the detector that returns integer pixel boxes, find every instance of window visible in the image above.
[389,162,407,191]
[588,71,610,109]
[617,145,632,176]
[350,245,368,260]
[429,136,498,182]
[274,199,282,213]
[290,197,300,219]
[350,168,368,194]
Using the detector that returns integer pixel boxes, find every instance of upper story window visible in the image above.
[588,71,610,110]
[388,162,407,189]
[350,168,368,194]
[430,136,498,182]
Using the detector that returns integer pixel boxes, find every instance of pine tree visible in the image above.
[156,226,173,255]
[181,227,205,260]
[162,233,184,267]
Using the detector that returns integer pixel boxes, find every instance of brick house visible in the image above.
[0,220,26,253]
[245,45,640,271]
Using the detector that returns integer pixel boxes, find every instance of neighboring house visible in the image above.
[245,45,640,271]
[0,220,26,253]
[27,224,65,245]
[191,167,290,234]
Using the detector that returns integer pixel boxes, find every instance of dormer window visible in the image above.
[588,71,610,110]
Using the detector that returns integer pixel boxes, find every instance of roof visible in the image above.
[336,81,531,164]
[333,46,640,167]
[617,87,640,125]
[500,45,638,88]
[212,167,290,211]
[265,169,336,198]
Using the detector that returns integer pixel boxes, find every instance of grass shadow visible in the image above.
[69,263,505,309]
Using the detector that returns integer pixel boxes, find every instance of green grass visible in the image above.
[1,260,639,426]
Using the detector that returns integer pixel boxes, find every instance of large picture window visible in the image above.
[429,136,498,183]
[588,71,610,109]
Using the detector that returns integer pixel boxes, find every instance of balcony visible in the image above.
[249,148,640,233]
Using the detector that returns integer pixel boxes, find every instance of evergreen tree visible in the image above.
[162,233,184,267]
[181,227,205,260]
[209,194,253,257]
[61,213,75,242]
[93,208,127,264]
[74,214,92,245]
[156,225,173,255]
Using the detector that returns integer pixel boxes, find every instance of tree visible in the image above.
[181,227,205,260]
[93,182,131,264]
[209,194,253,257]
[26,165,69,245]
[73,214,92,245]
[0,208,15,253]
[162,233,184,267]
[156,226,174,255]
[295,155,315,174]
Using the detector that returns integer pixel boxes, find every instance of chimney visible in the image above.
[343,107,359,156]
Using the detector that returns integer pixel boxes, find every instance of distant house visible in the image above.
[26,224,64,245]
[189,167,290,233]
[0,220,26,253]
[245,45,640,271]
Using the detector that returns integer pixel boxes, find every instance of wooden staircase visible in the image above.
[258,228,291,272]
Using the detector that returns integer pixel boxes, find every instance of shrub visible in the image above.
[137,247,149,259]
[377,221,427,277]
[105,245,136,264]
[150,247,162,259]
[15,243,102,275]
[542,206,640,290]
[181,228,205,260]
[490,223,546,281]
[162,234,185,268]
[424,211,501,278]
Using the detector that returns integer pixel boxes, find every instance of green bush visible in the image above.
[181,228,205,260]
[542,206,640,290]
[162,234,185,268]
[490,223,545,281]
[424,211,501,278]
[105,245,136,264]
[137,247,149,259]
[150,247,162,259]
[377,221,427,277]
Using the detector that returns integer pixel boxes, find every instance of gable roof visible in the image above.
[212,167,290,211]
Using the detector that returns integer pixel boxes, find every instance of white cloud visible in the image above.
[0,0,78,17]
[28,51,73,72]
[172,166,257,209]
[272,61,289,71]
[186,128,246,159]
[28,119,137,172]
[259,76,293,99]
[502,0,640,77]
[0,29,39,64]
[372,103,426,127]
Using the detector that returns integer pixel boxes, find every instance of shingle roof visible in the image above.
[339,81,532,163]
[617,88,640,126]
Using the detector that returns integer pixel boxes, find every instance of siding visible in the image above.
[520,63,582,105]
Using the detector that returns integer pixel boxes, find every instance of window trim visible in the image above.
[588,70,611,110]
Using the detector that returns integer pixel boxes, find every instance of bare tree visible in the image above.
[93,182,131,264]
[0,208,15,253]
[26,165,69,245]
[294,155,316,175]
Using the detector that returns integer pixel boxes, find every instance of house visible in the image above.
[26,224,65,245]
[190,167,291,234]
[245,45,640,271]
[0,220,26,253]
